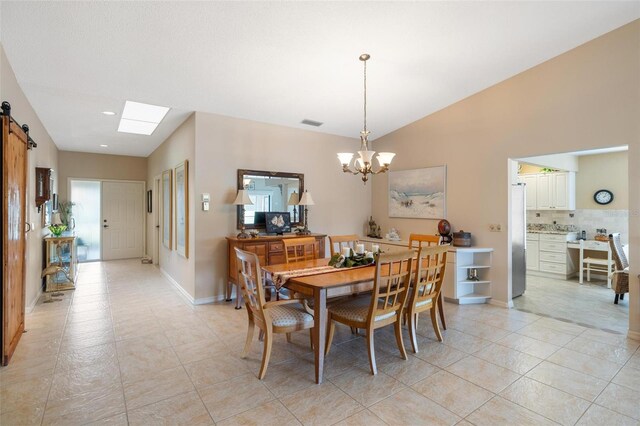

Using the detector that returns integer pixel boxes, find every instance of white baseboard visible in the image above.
[628,330,640,342]
[26,288,43,313]
[160,268,196,304]
[194,294,228,305]
[489,299,513,309]
[159,268,228,305]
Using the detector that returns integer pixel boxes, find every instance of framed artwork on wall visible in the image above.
[388,166,447,219]
[175,160,189,258]
[41,200,52,227]
[162,169,173,249]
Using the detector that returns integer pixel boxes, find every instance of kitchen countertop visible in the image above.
[526,230,579,235]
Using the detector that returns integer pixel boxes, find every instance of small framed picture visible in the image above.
[52,193,59,211]
[147,190,152,213]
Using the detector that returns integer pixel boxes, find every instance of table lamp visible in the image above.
[287,191,299,223]
[233,189,253,239]
[298,190,315,235]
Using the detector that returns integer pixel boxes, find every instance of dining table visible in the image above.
[262,258,376,384]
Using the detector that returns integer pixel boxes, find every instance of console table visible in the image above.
[42,235,78,292]
[226,233,326,308]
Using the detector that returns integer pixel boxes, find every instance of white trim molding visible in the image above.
[160,268,228,305]
[25,288,43,313]
[489,299,513,309]
[628,330,640,342]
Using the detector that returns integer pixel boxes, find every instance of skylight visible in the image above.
[117,101,170,135]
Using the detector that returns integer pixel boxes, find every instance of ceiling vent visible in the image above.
[301,119,323,127]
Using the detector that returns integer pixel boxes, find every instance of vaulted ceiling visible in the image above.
[1,2,638,156]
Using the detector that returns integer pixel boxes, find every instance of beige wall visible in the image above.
[146,114,196,299]
[57,151,147,201]
[576,152,628,209]
[193,112,371,301]
[1,44,59,311]
[370,20,639,336]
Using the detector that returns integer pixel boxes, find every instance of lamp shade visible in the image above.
[298,190,315,206]
[287,191,299,206]
[358,150,376,164]
[232,190,253,205]
[51,212,63,225]
[377,152,396,166]
[337,153,354,166]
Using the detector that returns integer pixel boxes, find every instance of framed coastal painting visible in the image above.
[162,169,173,249]
[388,166,446,219]
[175,160,189,258]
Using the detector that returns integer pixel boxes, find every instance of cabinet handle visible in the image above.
[25,222,32,232]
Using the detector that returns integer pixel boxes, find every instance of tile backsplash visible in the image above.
[527,209,629,243]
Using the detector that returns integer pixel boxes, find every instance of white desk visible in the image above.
[567,240,612,288]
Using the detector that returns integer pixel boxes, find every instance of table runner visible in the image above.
[272,265,337,289]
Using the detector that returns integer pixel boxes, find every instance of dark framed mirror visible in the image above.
[237,169,304,231]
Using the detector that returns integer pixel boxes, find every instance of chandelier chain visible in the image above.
[363,57,367,133]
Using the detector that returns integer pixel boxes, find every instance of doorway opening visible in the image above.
[510,146,629,333]
[69,179,101,261]
[69,179,145,262]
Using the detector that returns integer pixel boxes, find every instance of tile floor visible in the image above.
[514,274,629,334]
[1,259,640,425]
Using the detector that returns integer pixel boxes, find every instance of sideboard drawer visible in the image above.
[269,242,284,253]
[539,241,566,253]
[539,251,566,264]
[243,243,267,255]
[269,253,286,265]
[539,261,566,274]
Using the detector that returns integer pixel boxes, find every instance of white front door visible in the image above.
[102,181,144,260]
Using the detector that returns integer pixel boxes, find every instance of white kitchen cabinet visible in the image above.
[527,232,578,278]
[536,172,575,211]
[526,239,539,271]
[522,175,538,210]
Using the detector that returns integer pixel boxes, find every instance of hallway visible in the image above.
[1,260,640,425]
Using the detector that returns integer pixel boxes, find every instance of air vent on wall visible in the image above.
[301,119,323,127]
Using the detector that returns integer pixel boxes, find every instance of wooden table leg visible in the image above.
[235,283,242,309]
[313,288,327,384]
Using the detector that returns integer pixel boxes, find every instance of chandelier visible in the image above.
[338,54,395,184]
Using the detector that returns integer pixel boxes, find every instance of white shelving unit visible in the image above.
[442,247,494,304]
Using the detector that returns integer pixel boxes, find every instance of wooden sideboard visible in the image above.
[226,233,326,308]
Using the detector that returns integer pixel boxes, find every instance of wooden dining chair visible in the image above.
[325,250,414,375]
[609,233,629,304]
[408,233,441,250]
[406,245,448,352]
[235,247,314,379]
[328,234,360,256]
[283,237,318,263]
[407,233,448,331]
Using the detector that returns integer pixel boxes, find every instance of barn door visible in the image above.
[2,113,29,365]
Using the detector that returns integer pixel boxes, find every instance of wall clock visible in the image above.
[594,189,613,205]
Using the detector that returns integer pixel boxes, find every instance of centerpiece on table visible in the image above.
[48,212,67,237]
[329,243,377,268]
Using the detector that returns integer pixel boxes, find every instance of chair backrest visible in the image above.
[408,234,441,252]
[283,237,318,263]
[367,250,414,325]
[609,233,629,270]
[234,247,268,323]
[409,245,448,308]
[328,234,359,257]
